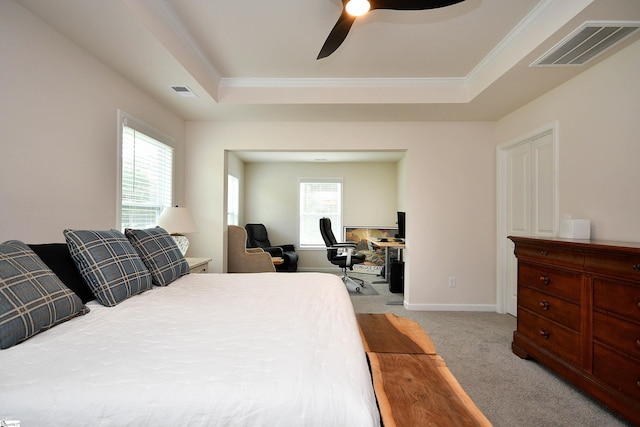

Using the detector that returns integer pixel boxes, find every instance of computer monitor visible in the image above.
[396,211,406,239]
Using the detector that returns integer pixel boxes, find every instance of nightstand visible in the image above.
[185,257,211,273]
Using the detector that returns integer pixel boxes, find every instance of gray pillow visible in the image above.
[64,229,152,307]
[125,227,189,286]
[0,240,89,349]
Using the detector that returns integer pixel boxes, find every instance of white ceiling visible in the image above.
[17,0,640,123]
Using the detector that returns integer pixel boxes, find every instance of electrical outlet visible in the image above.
[448,277,456,288]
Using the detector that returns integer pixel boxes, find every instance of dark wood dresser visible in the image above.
[509,236,640,425]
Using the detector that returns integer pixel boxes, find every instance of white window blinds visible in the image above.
[121,124,173,230]
[299,178,342,247]
[227,174,240,226]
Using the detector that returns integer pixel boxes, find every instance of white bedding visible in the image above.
[0,272,380,427]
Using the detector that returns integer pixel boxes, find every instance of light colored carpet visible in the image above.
[330,272,379,295]
[347,272,632,427]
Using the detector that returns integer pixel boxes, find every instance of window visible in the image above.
[118,111,174,231]
[299,178,342,247]
[227,173,240,226]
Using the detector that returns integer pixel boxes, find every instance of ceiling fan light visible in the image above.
[345,0,370,17]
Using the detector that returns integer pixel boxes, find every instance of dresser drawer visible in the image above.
[517,308,581,366]
[518,286,581,331]
[593,312,640,359]
[593,343,640,401]
[585,251,640,283]
[518,262,582,302]
[593,278,640,322]
[514,242,583,269]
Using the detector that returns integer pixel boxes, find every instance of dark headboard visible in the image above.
[28,243,95,303]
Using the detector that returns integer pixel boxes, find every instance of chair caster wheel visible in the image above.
[355,287,361,292]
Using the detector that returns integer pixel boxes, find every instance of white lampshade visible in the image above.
[157,206,198,234]
[157,206,198,256]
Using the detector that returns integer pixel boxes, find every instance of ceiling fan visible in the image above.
[317,0,466,59]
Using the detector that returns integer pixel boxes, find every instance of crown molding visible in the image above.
[219,77,467,89]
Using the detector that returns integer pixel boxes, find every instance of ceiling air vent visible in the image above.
[532,22,640,67]
[171,85,198,98]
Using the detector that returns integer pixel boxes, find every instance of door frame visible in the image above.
[496,122,559,314]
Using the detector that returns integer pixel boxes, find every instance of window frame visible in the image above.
[116,110,175,231]
[298,177,343,249]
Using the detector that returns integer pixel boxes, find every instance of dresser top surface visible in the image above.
[508,236,640,253]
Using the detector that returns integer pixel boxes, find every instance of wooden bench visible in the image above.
[356,313,492,427]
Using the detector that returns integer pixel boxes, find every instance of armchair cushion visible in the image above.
[262,246,283,258]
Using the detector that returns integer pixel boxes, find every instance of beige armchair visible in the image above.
[227,225,276,273]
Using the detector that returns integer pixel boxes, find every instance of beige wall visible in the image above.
[497,40,640,242]
[5,0,637,312]
[243,161,399,271]
[0,1,185,243]
[186,121,497,310]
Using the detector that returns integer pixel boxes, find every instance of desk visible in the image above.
[370,239,405,283]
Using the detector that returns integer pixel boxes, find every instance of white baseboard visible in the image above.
[298,268,498,312]
[404,303,497,312]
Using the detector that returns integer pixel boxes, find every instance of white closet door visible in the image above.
[507,143,532,237]
[506,143,531,315]
[532,133,555,236]
[505,131,555,316]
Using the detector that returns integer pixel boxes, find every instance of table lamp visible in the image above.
[157,206,198,255]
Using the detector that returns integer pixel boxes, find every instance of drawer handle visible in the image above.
[633,264,640,271]
[541,250,549,256]
[539,274,550,285]
[539,300,550,310]
[636,339,640,349]
[539,329,550,339]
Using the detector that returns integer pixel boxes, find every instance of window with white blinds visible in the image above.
[299,178,342,247]
[119,114,173,231]
[227,173,240,226]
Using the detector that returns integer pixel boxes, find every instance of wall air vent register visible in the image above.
[171,85,198,98]
[532,21,640,67]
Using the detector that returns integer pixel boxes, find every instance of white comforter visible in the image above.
[0,272,380,427]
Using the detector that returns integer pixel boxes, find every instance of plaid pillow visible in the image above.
[125,227,189,286]
[0,240,88,349]
[64,230,152,307]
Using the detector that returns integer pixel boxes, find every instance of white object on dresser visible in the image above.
[558,219,591,239]
[185,257,211,273]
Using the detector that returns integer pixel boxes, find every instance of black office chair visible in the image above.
[319,217,366,292]
[245,223,298,272]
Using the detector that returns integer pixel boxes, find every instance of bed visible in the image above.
[0,230,380,426]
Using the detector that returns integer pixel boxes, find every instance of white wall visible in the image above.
[186,121,497,310]
[243,161,399,271]
[0,1,185,243]
[497,40,640,242]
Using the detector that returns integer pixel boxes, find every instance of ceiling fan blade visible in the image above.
[317,10,357,59]
[370,0,465,11]
[317,0,465,59]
